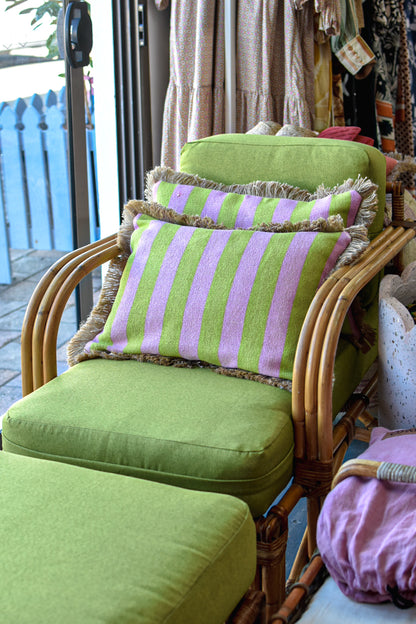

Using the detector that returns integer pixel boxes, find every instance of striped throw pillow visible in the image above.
[69,202,370,384]
[146,166,378,230]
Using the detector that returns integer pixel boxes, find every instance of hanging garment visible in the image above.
[394,0,413,157]
[331,0,375,78]
[404,0,416,154]
[341,0,379,147]
[313,0,342,34]
[160,0,225,169]
[314,34,333,131]
[235,0,315,132]
[394,0,415,195]
[372,0,402,152]
[332,70,346,126]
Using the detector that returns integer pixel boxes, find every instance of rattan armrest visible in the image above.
[290,223,414,559]
[291,225,413,462]
[22,235,119,396]
[316,225,414,462]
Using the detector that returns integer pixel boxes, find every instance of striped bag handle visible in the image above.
[332,458,416,488]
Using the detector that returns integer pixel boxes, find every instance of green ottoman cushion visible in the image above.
[0,451,256,624]
[2,360,295,517]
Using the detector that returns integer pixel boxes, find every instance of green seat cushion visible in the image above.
[0,452,256,624]
[2,360,294,517]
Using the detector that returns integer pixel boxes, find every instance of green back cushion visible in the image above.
[147,166,378,230]
[81,205,368,382]
[179,134,386,239]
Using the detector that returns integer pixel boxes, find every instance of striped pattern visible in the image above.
[152,179,362,228]
[86,218,352,380]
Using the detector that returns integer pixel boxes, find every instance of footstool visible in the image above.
[0,451,258,623]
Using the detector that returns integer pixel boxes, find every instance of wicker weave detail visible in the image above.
[294,458,333,497]
[377,461,416,484]
[256,529,288,567]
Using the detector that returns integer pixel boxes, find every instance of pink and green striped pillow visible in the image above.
[68,201,369,385]
[146,166,378,230]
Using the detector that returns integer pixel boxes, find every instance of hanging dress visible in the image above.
[235,0,315,132]
[160,0,225,169]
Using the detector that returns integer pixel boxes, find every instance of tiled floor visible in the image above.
[0,249,101,425]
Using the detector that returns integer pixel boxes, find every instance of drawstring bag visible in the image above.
[317,427,416,607]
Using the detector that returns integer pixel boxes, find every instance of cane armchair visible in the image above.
[2,134,414,621]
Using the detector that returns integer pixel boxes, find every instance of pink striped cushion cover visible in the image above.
[146,166,378,230]
[68,201,369,384]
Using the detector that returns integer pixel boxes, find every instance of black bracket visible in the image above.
[65,1,93,68]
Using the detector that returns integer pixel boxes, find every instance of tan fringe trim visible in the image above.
[72,349,293,391]
[311,175,378,229]
[67,252,128,367]
[146,166,316,203]
[126,198,348,235]
[127,198,369,270]
[386,152,416,182]
[146,167,378,229]
[125,199,226,234]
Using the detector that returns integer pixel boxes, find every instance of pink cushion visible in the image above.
[317,427,416,606]
[318,126,362,141]
[385,155,398,176]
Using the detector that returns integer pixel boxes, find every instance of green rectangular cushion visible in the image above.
[179,134,386,240]
[2,360,295,517]
[0,451,256,624]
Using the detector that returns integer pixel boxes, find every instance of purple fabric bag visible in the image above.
[317,427,416,606]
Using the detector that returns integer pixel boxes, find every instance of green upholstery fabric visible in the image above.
[0,452,256,624]
[2,361,294,517]
[179,134,386,240]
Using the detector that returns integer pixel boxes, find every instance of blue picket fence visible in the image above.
[0,88,99,284]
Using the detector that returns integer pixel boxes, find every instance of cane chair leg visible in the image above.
[255,505,290,621]
[287,527,308,589]
[226,589,266,624]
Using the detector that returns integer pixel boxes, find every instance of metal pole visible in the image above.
[64,0,93,324]
[224,0,236,133]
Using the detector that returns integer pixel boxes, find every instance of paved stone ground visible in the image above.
[0,249,101,426]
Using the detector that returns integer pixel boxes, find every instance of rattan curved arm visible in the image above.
[316,226,415,462]
[291,220,414,559]
[332,458,416,488]
[21,235,115,394]
[22,235,120,395]
[292,227,395,460]
[291,225,412,462]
